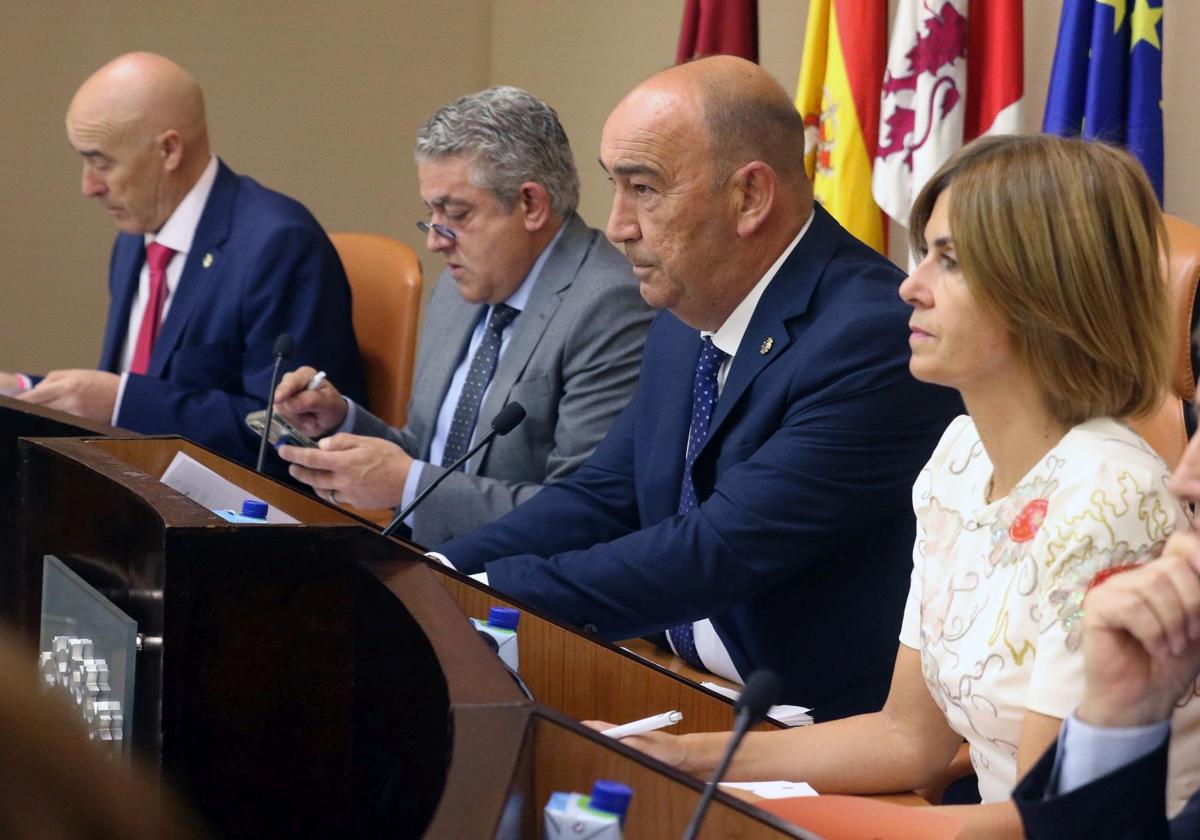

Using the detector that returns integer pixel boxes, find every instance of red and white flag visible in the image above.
[872,0,1022,228]
[965,0,1023,139]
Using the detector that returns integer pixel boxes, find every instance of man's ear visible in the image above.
[518,181,553,232]
[159,129,183,172]
[728,161,776,238]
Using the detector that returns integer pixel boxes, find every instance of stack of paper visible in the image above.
[701,681,814,726]
[720,780,818,799]
[160,452,298,524]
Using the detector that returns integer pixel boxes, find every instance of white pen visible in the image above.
[306,370,327,391]
[601,710,683,739]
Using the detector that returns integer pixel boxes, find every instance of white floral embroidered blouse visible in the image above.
[898,414,1193,804]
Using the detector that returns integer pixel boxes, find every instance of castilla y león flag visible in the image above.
[873,0,1023,228]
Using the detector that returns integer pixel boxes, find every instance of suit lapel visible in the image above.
[147,161,238,378]
[468,215,588,471]
[99,236,144,371]
[704,205,839,447]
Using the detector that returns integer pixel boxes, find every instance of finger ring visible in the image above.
[330,489,338,505]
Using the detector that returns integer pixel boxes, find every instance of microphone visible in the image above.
[381,401,526,538]
[681,670,782,840]
[255,333,294,473]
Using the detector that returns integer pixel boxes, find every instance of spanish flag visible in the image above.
[796,0,887,253]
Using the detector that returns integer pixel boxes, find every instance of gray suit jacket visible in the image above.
[349,213,653,545]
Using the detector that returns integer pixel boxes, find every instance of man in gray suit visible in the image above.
[275,86,653,545]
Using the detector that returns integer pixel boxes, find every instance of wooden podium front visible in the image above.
[0,395,130,618]
[10,435,525,837]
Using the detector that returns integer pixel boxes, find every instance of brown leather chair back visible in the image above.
[1129,215,1200,469]
[331,233,422,428]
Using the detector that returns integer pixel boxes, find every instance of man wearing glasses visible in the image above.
[275,86,652,545]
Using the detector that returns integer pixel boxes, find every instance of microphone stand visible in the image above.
[256,334,293,473]
[381,401,526,538]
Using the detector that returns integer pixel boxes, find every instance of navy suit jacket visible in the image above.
[97,161,365,468]
[440,206,963,720]
[1014,738,1198,839]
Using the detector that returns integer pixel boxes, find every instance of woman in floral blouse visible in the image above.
[601,134,1196,838]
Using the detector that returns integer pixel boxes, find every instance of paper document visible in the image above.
[160,451,298,524]
[701,681,814,726]
[721,780,818,799]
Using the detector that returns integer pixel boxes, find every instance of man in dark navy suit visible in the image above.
[1014,434,1200,839]
[435,56,961,719]
[1,52,364,468]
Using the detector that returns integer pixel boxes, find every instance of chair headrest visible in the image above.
[1163,214,1200,403]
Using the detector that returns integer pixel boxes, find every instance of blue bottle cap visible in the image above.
[240,499,269,519]
[590,780,633,821]
[487,606,520,630]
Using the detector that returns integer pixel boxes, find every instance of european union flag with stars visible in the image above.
[1043,0,1165,203]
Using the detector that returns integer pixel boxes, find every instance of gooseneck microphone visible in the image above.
[255,333,294,473]
[681,670,783,840]
[381,401,527,538]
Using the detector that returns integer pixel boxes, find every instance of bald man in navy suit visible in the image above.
[3,52,364,468]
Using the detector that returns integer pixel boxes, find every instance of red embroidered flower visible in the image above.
[1009,499,1049,542]
[1087,564,1140,594]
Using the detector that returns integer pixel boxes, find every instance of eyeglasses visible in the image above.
[416,220,457,241]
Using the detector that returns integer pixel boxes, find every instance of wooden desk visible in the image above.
[16,434,931,832]
[429,705,820,839]
[432,567,782,735]
[618,636,743,692]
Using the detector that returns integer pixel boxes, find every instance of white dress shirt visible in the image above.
[1054,712,1169,795]
[112,155,219,423]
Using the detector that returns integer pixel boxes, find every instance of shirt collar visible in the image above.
[145,155,219,256]
[497,219,567,313]
[705,211,815,358]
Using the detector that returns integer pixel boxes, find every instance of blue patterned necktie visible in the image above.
[441,303,519,468]
[668,336,728,669]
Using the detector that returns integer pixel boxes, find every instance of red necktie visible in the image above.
[129,242,177,375]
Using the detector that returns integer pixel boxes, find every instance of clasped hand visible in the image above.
[16,369,119,422]
[1079,530,1200,729]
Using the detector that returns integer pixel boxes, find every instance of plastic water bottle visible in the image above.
[471,606,520,671]
[213,499,270,524]
[543,780,633,839]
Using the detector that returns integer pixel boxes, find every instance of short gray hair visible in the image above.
[415,86,580,218]
[700,76,812,202]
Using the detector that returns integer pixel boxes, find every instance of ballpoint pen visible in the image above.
[601,710,683,739]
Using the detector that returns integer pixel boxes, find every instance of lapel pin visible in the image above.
[759,337,774,355]
[202,253,214,268]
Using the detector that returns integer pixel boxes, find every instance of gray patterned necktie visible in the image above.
[441,303,520,468]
